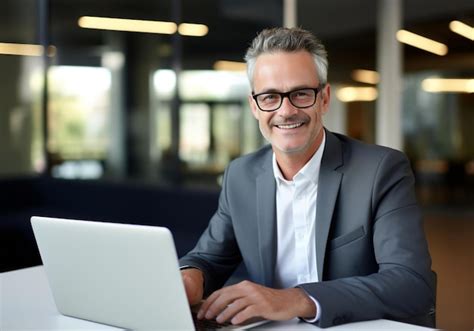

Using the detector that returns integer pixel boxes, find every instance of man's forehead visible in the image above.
[252,51,320,92]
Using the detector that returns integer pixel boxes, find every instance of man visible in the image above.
[179,27,435,328]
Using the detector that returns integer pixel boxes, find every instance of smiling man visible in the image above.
[179,27,436,328]
[250,50,327,180]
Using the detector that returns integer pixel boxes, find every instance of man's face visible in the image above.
[249,51,330,158]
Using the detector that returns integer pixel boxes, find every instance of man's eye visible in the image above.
[294,91,310,98]
[260,94,278,102]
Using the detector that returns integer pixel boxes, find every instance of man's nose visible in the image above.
[278,96,298,116]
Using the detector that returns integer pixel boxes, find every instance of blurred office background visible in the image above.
[0,0,472,330]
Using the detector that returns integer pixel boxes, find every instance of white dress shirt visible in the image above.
[272,132,326,322]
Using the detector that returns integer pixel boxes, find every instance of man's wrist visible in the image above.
[302,295,321,323]
[292,288,317,319]
[180,266,205,289]
[180,266,205,305]
[293,287,320,322]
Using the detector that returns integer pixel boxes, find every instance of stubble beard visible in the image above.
[260,114,324,156]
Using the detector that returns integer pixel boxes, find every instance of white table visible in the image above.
[1,266,435,330]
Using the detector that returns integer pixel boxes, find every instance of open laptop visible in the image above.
[31,216,268,330]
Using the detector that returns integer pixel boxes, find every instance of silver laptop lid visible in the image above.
[31,216,194,330]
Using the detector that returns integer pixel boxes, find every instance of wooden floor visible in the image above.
[424,212,474,331]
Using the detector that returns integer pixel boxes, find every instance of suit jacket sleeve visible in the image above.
[300,150,435,327]
[179,162,242,296]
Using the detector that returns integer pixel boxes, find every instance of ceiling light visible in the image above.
[0,43,56,57]
[351,69,380,84]
[213,60,246,71]
[0,42,44,56]
[422,78,474,93]
[449,20,474,41]
[178,23,208,37]
[78,16,177,34]
[396,29,448,56]
[336,87,378,102]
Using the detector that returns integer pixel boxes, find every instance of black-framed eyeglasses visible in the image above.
[252,86,323,112]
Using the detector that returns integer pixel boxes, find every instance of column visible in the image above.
[376,0,403,150]
[103,34,126,178]
[283,0,297,28]
[325,84,347,135]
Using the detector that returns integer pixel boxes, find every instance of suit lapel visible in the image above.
[316,130,343,280]
[256,151,277,287]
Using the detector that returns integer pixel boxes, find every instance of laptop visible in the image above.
[31,216,269,330]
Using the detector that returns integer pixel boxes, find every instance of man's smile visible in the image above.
[274,122,305,130]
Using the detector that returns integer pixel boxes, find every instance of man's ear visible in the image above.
[248,94,259,120]
[320,83,331,115]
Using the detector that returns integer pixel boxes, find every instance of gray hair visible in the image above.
[244,27,328,89]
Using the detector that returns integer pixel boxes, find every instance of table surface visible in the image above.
[1,266,435,330]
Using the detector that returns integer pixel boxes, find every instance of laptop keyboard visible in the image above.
[192,311,234,330]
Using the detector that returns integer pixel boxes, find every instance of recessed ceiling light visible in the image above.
[351,69,380,85]
[0,42,55,57]
[336,87,378,102]
[213,60,246,71]
[449,20,474,41]
[178,23,208,37]
[396,29,448,56]
[78,16,177,34]
[422,78,474,93]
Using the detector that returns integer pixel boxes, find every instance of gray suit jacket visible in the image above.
[179,129,435,328]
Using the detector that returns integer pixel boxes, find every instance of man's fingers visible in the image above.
[200,281,262,324]
[215,298,249,324]
[197,281,313,324]
[230,305,259,325]
[197,289,222,319]
[198,284,242,319]
[199,292,231,319]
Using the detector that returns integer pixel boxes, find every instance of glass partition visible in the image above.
[0,0,44,176]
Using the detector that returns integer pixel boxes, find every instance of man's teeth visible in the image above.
[277,122,304,129]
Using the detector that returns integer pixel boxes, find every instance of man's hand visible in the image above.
[181,268,204,306]
[197,280,316,325]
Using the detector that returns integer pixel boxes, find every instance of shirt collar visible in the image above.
[272,131,326,186]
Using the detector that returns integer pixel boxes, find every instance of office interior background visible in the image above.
[0,0,472,330]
